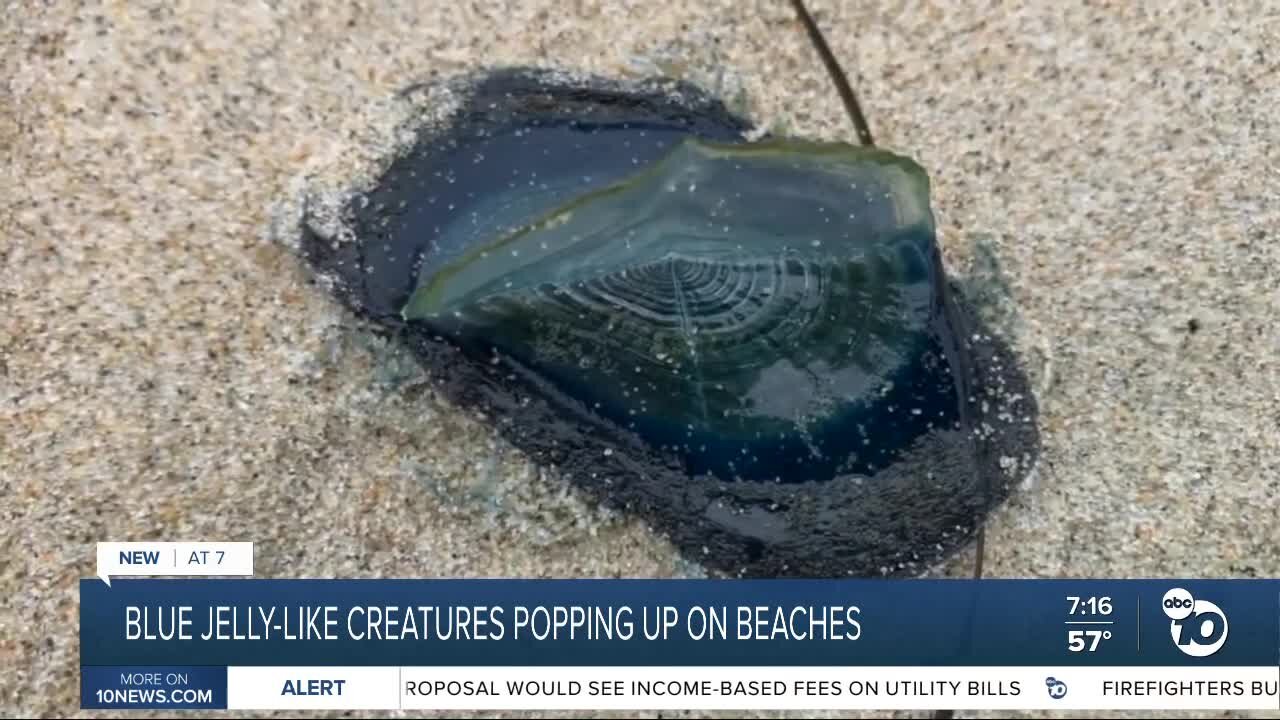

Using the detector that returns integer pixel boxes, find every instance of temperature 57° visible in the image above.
[1068,629,1112,652]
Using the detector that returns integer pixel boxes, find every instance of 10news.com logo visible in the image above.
[1162,587,1228,657]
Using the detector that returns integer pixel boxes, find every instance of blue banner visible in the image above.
[80,579,1278,667]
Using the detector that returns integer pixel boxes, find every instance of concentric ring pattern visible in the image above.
[405,139,959,482]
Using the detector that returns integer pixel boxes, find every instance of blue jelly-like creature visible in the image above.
[302,68,1039,577]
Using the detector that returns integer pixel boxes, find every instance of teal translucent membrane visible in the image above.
[403,138,957,482]
[405,138,934,317]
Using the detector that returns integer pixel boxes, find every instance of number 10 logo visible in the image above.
[1162,587,1229,658]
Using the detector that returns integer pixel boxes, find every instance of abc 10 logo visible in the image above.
[1162,588,1228,658]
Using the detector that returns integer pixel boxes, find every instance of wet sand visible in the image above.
[3,1,1278,717]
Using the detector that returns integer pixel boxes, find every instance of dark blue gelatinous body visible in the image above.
[301,68,1040,578]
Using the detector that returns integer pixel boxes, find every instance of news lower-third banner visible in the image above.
[81,579,1280,711]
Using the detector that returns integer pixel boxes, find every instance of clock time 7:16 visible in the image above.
[1066,596,1114,653]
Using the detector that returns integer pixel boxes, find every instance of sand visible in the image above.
[2,1,1278,717]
